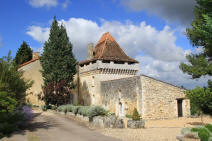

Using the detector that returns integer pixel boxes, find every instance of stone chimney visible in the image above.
[33,52,40,60]
[87,43,94,59]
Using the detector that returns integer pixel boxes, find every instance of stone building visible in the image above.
[18,52,44,106]
[79,32,190,119]
[19,32,190,119]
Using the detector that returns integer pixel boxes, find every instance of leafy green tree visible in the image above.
[40,17,77,106]
[0,51,32,138]
[14,41,32,65]
[180,0,212,79]
[179,0,212,117]
[186,87,212,115]
[0,51,32,111]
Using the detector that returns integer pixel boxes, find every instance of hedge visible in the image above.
[57,105,106,118]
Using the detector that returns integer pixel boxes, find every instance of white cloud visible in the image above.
[28,0,58,8]
[136,55,209,89]
[26,26,49,42]
[27,18,188,62]
[62,0,70,9]
[26,18,209,89]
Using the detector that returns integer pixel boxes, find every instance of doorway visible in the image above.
[177,99,183,117]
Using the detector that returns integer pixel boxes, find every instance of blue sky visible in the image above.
[0,0,191,57]
[0,0,207,89]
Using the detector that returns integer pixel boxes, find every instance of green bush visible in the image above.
[205,124,212,132]
[78,106,89,116]
[0,112,24,138]
[41,105,47,111]
[192,128,210,141]
[132,108,140,120]
[56,105,106,118]
[126,114,132,118]
[66,105,74,112]
[71,106,81,114]
[57,105,68,113]
[87,106,106,118]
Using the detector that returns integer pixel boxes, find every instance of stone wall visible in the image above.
[79,60,139,106]
[18,60,44,106]
[140,75,190,119]
[101,76,140,117]
[100,75,190,119]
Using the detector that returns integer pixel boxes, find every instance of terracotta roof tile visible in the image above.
[19,58,39,68]
[80,32,138,65]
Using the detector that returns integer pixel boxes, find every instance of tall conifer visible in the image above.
[40,17,76,105]
[14,41,32,65]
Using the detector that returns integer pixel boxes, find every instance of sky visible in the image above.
[0,0,209,89]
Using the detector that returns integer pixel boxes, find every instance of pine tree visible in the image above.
[40,17,77,106]
[14,41,32,65]
[180,0,212,79]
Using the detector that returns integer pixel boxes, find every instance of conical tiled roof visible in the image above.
[79,32,138,65]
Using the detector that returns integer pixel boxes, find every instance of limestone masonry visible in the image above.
[19,32,190,119]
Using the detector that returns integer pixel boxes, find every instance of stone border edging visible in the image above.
[56,111,145,129]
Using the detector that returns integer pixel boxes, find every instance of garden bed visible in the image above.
[55,104,125,128]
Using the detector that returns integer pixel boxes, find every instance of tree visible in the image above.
[132,108,140,120]
[40,17,77,106]
[180,0,212,79]
[186,87,212,123]
[0,51,32,138]
[14,41,32,65]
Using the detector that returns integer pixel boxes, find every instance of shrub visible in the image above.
[205,124,212,132]
[126,114,132,118]
[132,108,140,120]
[192,127,210,141]
[66,105,74,112]
[0,112,24,138]
[78,106,90,116]
[41,105,47,111]
[57,105,67,113]
[72,106,81,114]
[87,106,106,118]
[181,128,199,139]
[21,106,33,121]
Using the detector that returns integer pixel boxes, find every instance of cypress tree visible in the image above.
[14,41,32,65]
[40,17,77,106]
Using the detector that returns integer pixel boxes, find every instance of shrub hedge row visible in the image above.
[57,105,106,118]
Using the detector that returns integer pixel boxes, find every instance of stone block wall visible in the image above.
[140,75,190,119]
[101,76,140,117]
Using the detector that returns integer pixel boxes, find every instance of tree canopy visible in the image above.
[14,41,32,65]
[180,0,212,79]
[40,17,77,106]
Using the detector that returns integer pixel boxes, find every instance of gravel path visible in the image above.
[99,116,212,141]
[3,110,212,141]
[2,110,120,141]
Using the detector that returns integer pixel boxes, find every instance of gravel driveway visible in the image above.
[3,110,212,141]
[2,110,120,141]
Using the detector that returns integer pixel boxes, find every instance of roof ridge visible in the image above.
[19,58,39,68]
[98,33,108,59]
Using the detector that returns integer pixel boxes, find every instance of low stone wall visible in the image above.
[57,111,125,128]
[127,120,145,129]
[92,115,124,128]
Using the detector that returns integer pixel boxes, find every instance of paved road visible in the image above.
[3,111,120,141]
